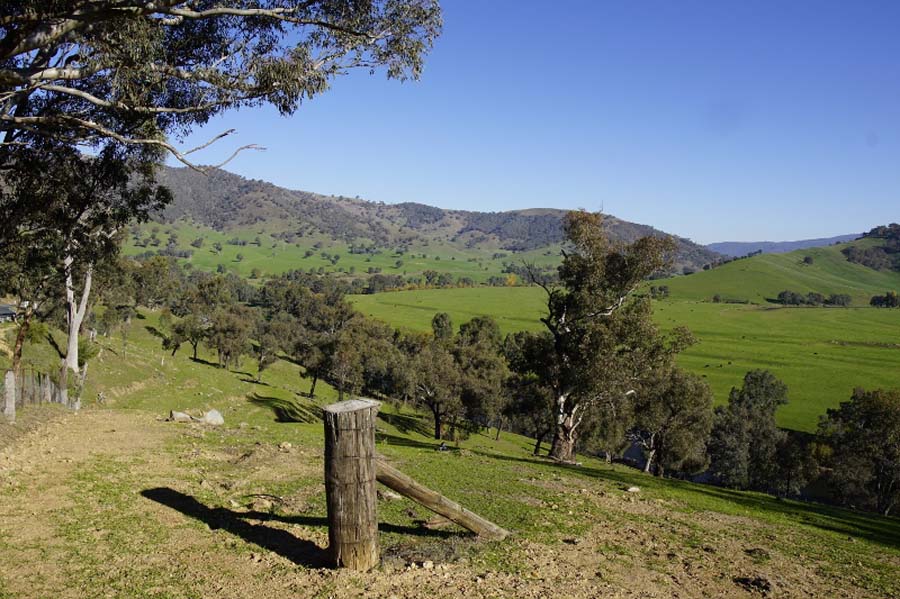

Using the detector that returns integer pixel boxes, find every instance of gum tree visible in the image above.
[527,211,676,462]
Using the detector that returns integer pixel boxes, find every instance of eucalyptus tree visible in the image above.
[527,211,677,462]
[0,145,168,407]
[1,0,443,239]
[819,388,900,516]
[708,370,789,491]
[630,367,713,477]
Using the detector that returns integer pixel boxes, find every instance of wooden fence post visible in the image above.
[3,371,15,422]
[323,398,380,571]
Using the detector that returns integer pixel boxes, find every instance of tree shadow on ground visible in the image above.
[248,393,322,423]
[239,377,270,386]
[190,357,220,368]
[466,447,900,552]
[144,325,166,340]
[375,432,439,451]
[141,487,461,567]
[378,411,432,437]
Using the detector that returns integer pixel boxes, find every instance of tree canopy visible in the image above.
[1,1,442,166]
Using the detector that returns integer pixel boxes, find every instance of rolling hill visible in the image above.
[152,166,721,274]
[663,238,900,304]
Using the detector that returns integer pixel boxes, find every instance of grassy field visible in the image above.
[123,220,561,283]
[351,287,900,432]
[1,319,898,598]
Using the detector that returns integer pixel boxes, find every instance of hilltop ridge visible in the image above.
[155,166,721,273]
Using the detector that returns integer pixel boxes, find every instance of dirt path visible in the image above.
[0,410,893,599]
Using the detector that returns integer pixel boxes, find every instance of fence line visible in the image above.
[2,368,69,422]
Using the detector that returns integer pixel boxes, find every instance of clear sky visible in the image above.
[169,0,900,245]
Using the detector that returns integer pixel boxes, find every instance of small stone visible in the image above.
[278,441,293,451]
[200,409,224,426]
[169,410,194,422]
[422,560,434,570]
[626,486,641,493]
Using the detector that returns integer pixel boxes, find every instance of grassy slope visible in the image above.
[663,239,900,304]
[1,320,898,597]
[351,288,900,432]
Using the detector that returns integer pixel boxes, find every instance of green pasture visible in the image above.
[122,220,561,282]
[352,287,900,431]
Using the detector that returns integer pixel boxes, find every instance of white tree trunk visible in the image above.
[62,253,93,411]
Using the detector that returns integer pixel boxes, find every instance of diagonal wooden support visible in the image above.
[375,456,510,541]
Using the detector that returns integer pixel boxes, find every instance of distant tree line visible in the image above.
[777,290,852,307]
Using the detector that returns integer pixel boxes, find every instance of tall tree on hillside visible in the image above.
[526,211,676,462]
[708,370,789,491]
[819,388,900,516]
[503,331,556,455]
[205,305,253,370]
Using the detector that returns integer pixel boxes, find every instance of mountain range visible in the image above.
[706,234,860,257]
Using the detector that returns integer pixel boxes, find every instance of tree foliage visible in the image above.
[1,1,442,169]
[708,370,788,492]
[819,388,900,516]
[631,367,714,477]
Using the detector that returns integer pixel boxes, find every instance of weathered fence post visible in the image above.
[323,398,380,571]
[3,371,15,422]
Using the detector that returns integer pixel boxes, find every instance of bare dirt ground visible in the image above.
[0,410,895,599]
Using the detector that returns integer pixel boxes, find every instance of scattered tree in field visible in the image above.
[400,330,461,440]
[771,432,818,498]
[708,370,788,492]
[870,291,900,308]
[525,210,678,462]
[431,312,454,342]
[0,146,169,407]
[205,306,253,370]
[819,388,900,516]
[630,367,713,477]
[453,316,509,435]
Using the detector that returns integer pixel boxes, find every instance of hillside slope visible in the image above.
[1,320,898,598]
[662,240,900,304]
[155,167,721,273]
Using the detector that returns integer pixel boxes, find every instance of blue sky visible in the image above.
[170,0,900,245]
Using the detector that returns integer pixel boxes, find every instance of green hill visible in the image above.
[1,318,898,598]
[664,239,900,305]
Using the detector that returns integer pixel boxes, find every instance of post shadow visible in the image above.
[141,487,330,567]
[141,487,460,568]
